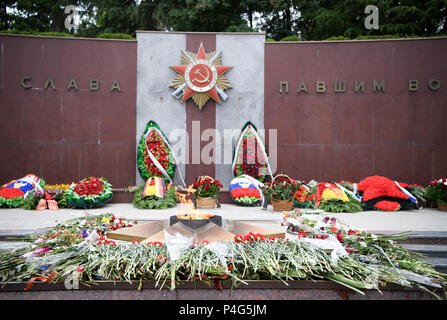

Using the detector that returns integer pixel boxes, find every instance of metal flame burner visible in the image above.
[169,215,222,231]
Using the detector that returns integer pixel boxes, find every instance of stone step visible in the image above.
[401,244,447,258]
[423,257,447,274]
[396,232,447,245]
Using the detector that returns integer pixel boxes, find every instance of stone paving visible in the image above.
[1,203,447,237]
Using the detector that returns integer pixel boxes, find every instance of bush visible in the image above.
[265,38,276,42]
[279,35,301,41]
[355,34,402,40]
[97,33,135,40]
[0,30,74,37]
[325,36,350,41]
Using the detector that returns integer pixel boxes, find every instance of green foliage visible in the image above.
[0,196,24,208]
[21,190,68,210]
[97,33,135,39]
[131,185,178,209]
[325,36,350,40]
[408,186,428,207]
[355,34,405,40]
[298,0,447,41]
[426,180,447,207]
[279,35,301,41]
[262,178,301,201]
[265,38,276,42]
[2,1,447,40]
[165,0,248,32]
[0,29,74,37]
[319,194,363,213]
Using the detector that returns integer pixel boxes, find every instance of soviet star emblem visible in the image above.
[169,43,232,110]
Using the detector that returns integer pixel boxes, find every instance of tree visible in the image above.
[254,0,307,41]
[297,0,447,40]
[165,0,250,32]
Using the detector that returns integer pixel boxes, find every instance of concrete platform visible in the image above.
[0,204,447,237]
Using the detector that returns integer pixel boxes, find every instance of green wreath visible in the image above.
[137,121,176,182]
[132,185,178,209]
[66,177,113,209]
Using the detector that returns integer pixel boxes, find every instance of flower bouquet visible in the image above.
[21,188,68,210]
[262,174,301,211]
[192,176,223,208]
[294,185,311,208]
[426,178,447,211]
[66,177,113,209]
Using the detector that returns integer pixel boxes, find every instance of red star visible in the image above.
[170,43,232,105]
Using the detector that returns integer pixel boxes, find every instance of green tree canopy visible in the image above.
[1,0,446,40]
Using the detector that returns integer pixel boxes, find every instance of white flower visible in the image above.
[388,240,394,245]
[35,238,44,244]
[360,242,367,248]
[371,234,378,240]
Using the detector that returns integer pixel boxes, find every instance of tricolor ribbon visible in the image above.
[394,181,418,203]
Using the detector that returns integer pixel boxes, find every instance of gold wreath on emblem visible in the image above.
[169,43,232,110]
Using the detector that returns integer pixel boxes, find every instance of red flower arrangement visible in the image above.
[0,187,25,208]
[357,175,419,212]
[0,187,25,199]
[358,176,409,202]
[66,177,113,208]
[230,188,261,199]
[143,131,171,177]
[73,177,105,196]
[374,200,401,212]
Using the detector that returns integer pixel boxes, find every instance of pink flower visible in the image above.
[77,266,85,273]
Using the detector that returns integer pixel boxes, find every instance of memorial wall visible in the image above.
[0,33,446,192]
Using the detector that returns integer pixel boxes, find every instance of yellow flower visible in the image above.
[322,189,349,202]
[101,217,110,223]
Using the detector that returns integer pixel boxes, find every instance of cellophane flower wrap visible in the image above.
[192,177,223,199]
[66,177,112,208]
[426,178,447,206]
[137,121,176,182]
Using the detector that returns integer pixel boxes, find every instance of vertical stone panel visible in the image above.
[215,34,265,189]
[136,32,186,186]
